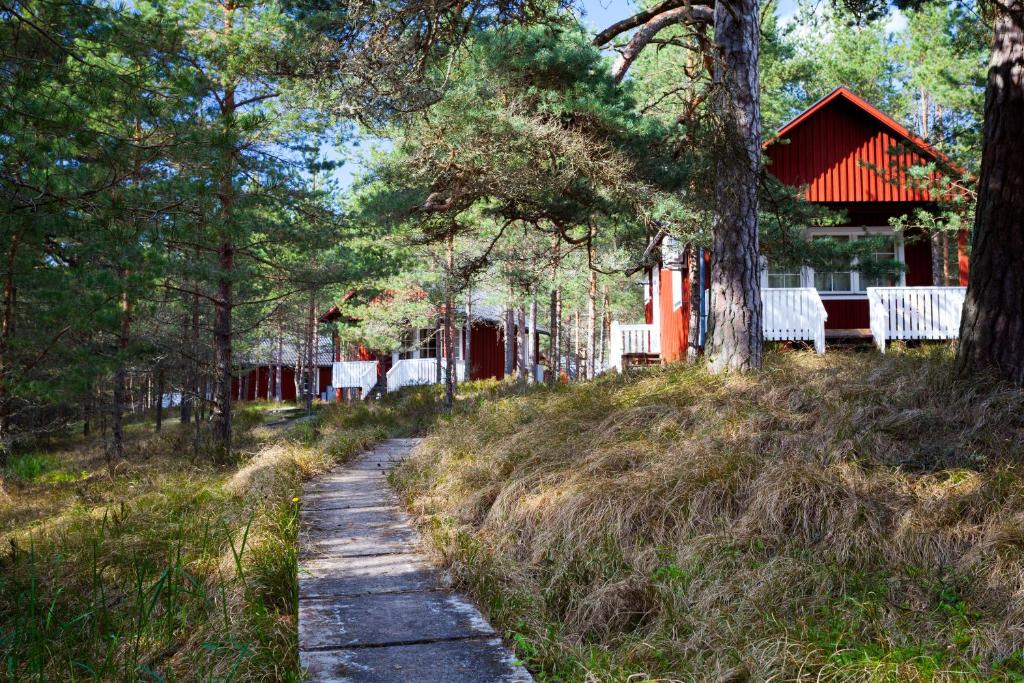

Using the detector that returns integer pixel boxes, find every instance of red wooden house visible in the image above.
[321,296,545,398]
[614,87,970,366]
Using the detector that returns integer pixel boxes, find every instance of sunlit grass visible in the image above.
[394,347,1024,682]
[0,387,457,681]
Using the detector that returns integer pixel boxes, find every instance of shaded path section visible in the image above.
[299,438,532,682]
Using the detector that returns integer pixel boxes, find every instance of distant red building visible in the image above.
[632,86,969,364]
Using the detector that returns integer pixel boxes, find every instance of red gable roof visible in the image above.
[765,86,944,204]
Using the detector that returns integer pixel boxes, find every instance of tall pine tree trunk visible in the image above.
[517,308,528,381]
[586,266,597,380]
[212,74,236,460]
[529,297,538,382]
[110,284,130,464]
[0,232,18,471]
[548,238,561,384]
[504,306,515,378]
[706,0,763,373]
[956,0,1024,385]
[155,366,164,433]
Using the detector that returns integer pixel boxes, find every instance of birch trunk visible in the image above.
[706,0,763,373]
[956,0,1024,384]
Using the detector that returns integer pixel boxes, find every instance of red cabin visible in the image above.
[613,87,970,366]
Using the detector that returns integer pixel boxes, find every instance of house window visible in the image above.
[766,265,802,288]
[398,330,416,360]
[418,328,438,358]
[858,236,899,290]
[672,269,683,309]
[813,235,854,292]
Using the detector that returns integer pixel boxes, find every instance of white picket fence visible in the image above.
[386,358,466,393]
[608,323,660,372]
[332,361,379,399]
[867,286,966,353]
[762,287,828,354]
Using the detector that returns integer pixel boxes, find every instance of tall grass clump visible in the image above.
[393,347,1024,682]
[0,392,441,681]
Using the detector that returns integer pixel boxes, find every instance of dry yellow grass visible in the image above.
[393,348,1024,682]
[0,397,424,681]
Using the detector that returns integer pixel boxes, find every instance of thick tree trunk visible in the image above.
[706,0,763,373]
[956,0,1024,384]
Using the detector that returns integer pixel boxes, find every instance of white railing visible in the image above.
[386,358,466,393]
[867,286,966,353]
[608,323,661,372]
[762,287,828,354]
[332,361,379,399]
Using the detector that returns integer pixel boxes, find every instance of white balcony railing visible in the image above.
[762,287,828,354]
[608,323,660,372]
[332,361,379,399]
[386,358,466,393]
[867,286,966,353]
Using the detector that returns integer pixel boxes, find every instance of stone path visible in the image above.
[298,438,532,682]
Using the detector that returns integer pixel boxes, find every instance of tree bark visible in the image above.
[956,0,1024,384]
[706,0,763,373]
[110,284,130,464]
[586,266,597,380]
[504,305,515,377]
[444,235,456,407]
[931,231,944,286]
[529,297,538,382]
[517,308,528,381]
[548,238,561,384]
[0,232,18,470]
[155,366,164,433]
[464,287,473,382]
[305,290,315,415]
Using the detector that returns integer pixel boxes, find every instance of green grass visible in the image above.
[393,348,1024,682]
[0,388,458,681]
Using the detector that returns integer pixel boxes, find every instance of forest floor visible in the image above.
[0,391,446,681]
[393,346,1024,682]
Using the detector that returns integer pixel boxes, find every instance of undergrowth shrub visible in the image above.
[394,348,1024,682]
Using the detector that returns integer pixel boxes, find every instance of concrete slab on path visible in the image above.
[301,638,533,683]
[299,438,532,682]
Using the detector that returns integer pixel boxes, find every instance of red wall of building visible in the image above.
[658,268,690,363]
[822,299,870,330]
[469,323,505,381]
[767,92,936,204]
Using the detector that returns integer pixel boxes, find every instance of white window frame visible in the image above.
[761,227,906,299]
